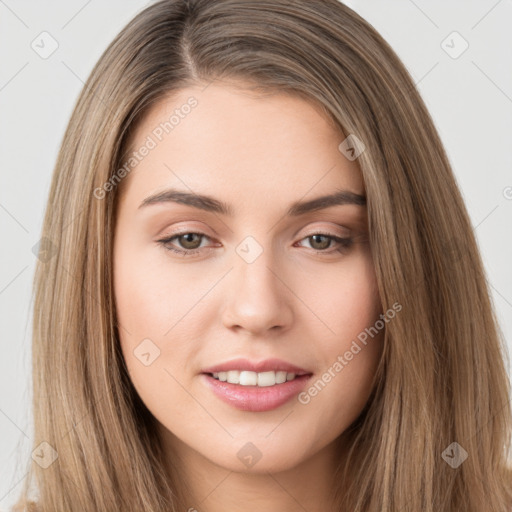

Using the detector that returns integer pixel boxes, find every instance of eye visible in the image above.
[158,231,215,257]
[296,233,354,253]
[157,231,355,257]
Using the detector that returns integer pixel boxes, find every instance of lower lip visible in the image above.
[201,373,312,412]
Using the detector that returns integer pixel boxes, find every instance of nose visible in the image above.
[220,249,294,336]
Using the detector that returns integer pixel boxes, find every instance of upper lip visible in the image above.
[202,358,312,376]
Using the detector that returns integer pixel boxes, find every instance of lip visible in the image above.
[202,373,312,412]
[201,358,311,375]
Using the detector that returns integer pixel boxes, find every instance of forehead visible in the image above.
[119,81,365,209]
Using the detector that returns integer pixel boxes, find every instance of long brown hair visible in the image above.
[13,0,512,510]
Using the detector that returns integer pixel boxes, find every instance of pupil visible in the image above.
[182,233,200,249]
[311,235,329,250]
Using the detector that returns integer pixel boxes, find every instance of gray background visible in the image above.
[1,0,511,508]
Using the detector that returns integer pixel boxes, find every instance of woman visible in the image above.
[13,0,512,510]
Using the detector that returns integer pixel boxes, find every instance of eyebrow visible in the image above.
[138,188,366,216]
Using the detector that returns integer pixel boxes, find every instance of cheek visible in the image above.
[113,237,220,408]
[296,253,383,419]
[302,248,381,343]
[113,240,201,339]
[113,237,180,389]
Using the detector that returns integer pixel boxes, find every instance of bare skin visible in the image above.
[113,79,384,511]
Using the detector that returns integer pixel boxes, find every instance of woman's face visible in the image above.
[113,80,384,475]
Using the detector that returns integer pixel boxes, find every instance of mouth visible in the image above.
[200,357,313,411]
[201,371,313,412]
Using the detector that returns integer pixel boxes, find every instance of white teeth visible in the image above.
[211,370,298,386]
[240,371,258,386]
[275,371,287,384]
[227,370,240,384]
[256,371,275,387]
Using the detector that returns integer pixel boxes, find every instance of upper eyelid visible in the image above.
[161,227,352,241]
[161,220,355,238]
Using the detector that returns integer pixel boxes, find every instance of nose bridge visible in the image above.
[236,245,278,295]
[234,237,284,306]
[221,235,293,333]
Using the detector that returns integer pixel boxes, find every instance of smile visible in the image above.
[210,370,298,387]
[202,373,312,412]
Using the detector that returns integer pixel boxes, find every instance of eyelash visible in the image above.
[157,231,354,257]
